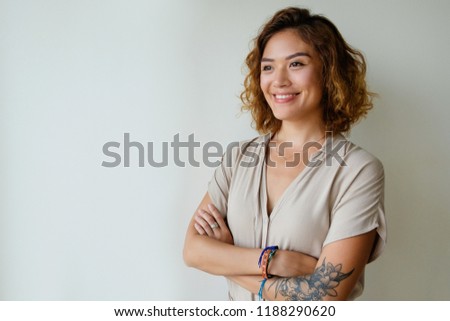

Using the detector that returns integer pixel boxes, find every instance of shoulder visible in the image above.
[326,134,384,179]
[221,133,269,168]
[237,133,269,152]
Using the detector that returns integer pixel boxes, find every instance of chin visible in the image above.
[271,110,297,121]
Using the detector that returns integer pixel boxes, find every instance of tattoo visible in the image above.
[269,258,354,301]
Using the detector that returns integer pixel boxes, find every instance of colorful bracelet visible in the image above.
[257,245,279,300]
[266,248,277,278]
[258,246,278,268]
[258,278,267,301]
[258,245,278,279]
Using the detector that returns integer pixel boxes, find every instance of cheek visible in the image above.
[296,69,319,86]
[310,68,323,88]
[296,71,323,97]
[260,78,273,100]
[259,76,269,92]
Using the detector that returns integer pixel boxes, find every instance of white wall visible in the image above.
[1,0,449,300]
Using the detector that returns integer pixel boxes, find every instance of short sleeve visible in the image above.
[207,145,240,219]
[324,155,386,262]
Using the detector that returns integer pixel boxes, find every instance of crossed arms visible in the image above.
[183,192,376,301]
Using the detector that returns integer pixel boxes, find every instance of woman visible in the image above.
[183,7,386,301]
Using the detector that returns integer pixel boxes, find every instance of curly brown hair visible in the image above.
[240,7,375,134]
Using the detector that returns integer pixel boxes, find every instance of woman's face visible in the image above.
[260,29,323,124]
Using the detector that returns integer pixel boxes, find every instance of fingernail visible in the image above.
[207,204,212,210]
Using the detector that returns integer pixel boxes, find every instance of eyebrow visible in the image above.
[261,52,311,62]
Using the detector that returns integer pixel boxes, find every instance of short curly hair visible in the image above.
[240,7,375,134]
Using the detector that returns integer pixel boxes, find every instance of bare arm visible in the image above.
[228,230,377,300]
[183,193,317,276]
[183,192,266,276]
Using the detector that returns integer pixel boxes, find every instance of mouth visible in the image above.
[272,93,300,103]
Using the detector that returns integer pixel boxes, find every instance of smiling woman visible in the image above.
[183,7,386,301]
[259,29,324,140]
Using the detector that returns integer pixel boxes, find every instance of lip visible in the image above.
[272,93,300,103]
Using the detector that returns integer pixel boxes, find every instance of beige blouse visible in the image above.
[208,133,386,300]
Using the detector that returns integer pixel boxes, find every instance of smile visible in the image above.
[274,94,298,99]
[272,93,300,103]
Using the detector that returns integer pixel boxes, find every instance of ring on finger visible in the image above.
[210,222,219,229]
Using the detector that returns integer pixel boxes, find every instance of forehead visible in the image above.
[262,29,316,58]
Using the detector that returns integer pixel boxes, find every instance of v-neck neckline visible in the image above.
[260,133,331,219]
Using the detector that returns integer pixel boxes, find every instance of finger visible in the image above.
[194,223,206,235]
[195,213,214,236]
[198,209,220,232]
[195,211,215,236]
[207,204,227,230]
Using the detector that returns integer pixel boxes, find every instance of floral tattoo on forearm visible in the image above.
[268,258,354,300]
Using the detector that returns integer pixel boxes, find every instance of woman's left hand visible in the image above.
[194,204,234,245]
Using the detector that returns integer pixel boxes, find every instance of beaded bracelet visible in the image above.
[257,245,279,300]
[261,250,270,279]
[258,246,279,269]
[258,246,278,279]
[266,249,277,277]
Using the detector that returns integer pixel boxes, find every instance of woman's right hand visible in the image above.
[268,250,318,277]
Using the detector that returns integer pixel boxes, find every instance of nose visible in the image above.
[273,68,291,87]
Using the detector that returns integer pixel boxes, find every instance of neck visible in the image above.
[275,120,327,147]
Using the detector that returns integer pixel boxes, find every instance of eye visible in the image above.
[261,65,272,72]
[290,61,305,68]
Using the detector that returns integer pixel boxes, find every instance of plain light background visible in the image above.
[1,0,449,300]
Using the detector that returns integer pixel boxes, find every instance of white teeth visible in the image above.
[275,94,295,99]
